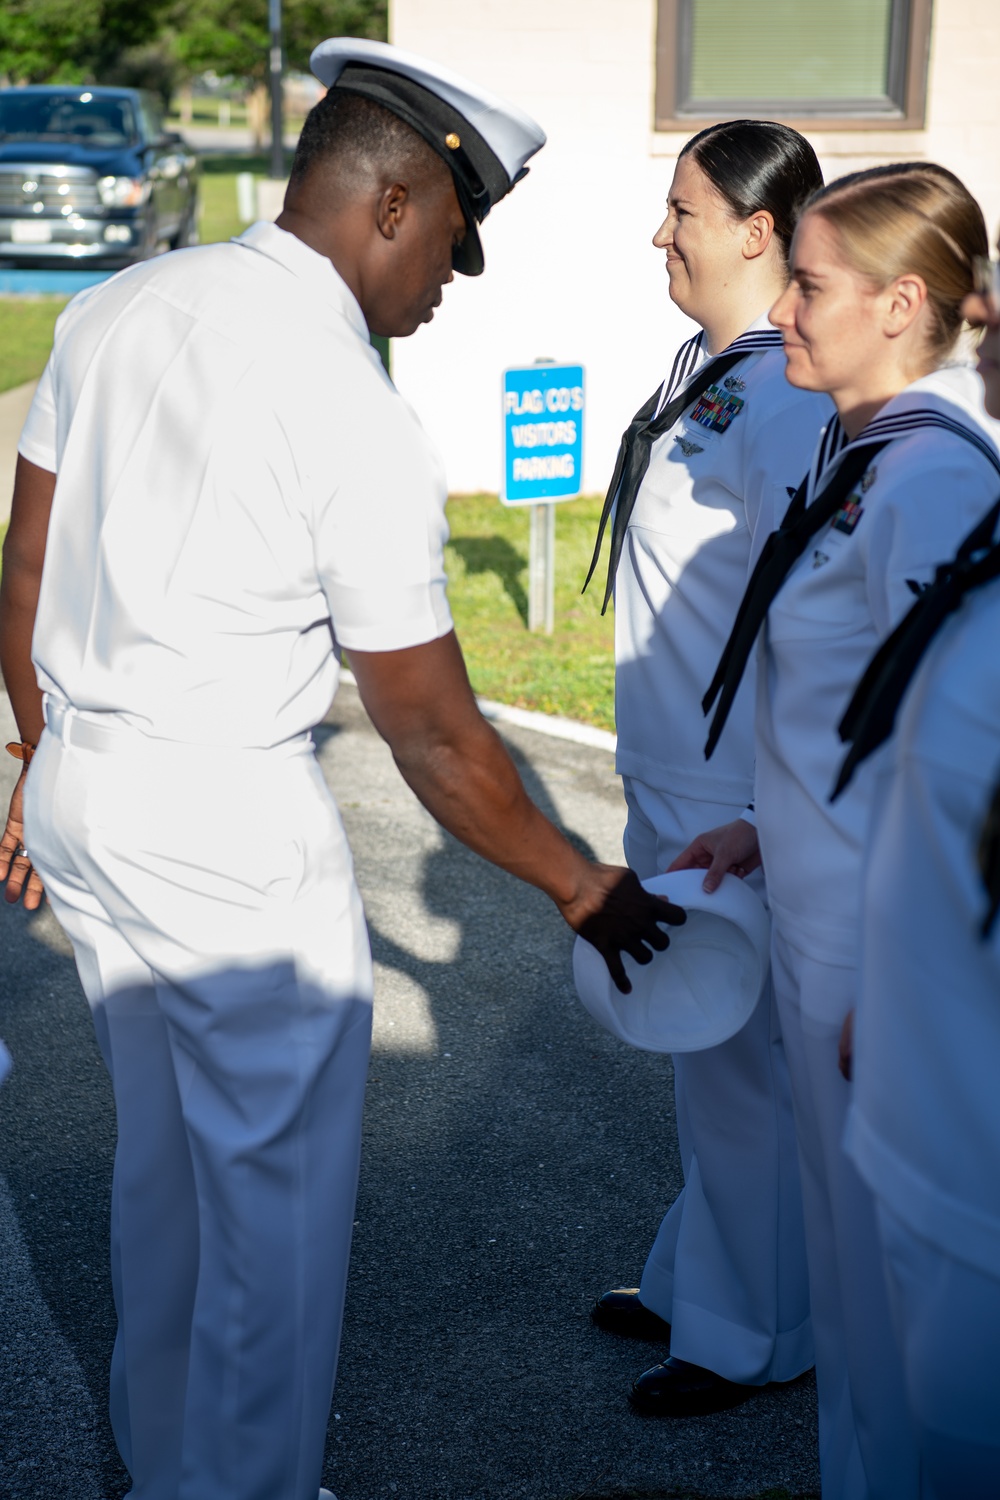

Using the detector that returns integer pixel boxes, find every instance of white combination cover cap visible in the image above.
[310,37,546,183]
[310,37,545,275]
[572,870,771,1053]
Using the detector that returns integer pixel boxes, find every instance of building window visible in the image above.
[655,0,933,130]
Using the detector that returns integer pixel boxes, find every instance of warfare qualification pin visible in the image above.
[723,374,746,393]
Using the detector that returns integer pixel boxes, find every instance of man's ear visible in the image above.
[376,181,410,243]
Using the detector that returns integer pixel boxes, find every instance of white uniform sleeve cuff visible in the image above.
[17,360,57,472]
[328,578,453,654]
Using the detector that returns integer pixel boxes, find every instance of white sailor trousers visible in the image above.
[24,701,373,1500]
[770,927,919,1500]
[622,779,812,1384]
[876,1201,1000,1500]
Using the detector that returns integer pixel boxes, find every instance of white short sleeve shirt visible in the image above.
[19,222,454,747]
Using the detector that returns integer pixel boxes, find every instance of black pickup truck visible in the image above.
[0,85,199,268]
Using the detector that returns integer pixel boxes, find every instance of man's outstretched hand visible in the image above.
[348,636,685,995]
[561,863,686,994]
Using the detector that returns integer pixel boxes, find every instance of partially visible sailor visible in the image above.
[838,247,1000,1500]
[688,162,1000,1500]
[0,37,682,1500]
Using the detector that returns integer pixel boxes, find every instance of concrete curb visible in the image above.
[339,667,617,754]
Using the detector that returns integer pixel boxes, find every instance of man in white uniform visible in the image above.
[0,40,681,1500]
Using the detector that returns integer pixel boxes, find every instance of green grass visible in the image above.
[0,298,69,395]
[444,493,615,730]
[197,164,252,248]
[196,150,298,248]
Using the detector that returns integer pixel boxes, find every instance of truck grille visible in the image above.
[0,165,100,212]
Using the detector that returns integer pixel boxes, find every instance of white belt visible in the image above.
[43,695,142,752]
[42,695,313,760]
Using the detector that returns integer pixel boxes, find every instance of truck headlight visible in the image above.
[97,176,148,208]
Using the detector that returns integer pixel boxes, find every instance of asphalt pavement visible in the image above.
[0,683,820,1500]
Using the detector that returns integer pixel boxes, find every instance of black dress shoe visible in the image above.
[628,1355,759,1417]
[590,1288,672,1342]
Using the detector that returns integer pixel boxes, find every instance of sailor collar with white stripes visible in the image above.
[656,326,782,415]
[802,392,1000,567]
[807,395,1000,508]
[657,327,782,451]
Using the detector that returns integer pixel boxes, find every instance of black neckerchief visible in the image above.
[583,330,783,614]
[703,407,1000,761]
[702,436,885,758]
[978,777,1000,937]
[833,495,1000,799]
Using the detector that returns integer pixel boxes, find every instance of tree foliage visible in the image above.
[169,0,387,86]
[0,0,174,85]
[0,0,387,91]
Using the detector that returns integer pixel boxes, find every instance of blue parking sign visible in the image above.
[502,364,584,505]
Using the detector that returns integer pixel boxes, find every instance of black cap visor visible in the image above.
[450,178,484,276]
[333,62,511,277]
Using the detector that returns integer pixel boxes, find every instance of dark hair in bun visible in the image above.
[680,119,824,260]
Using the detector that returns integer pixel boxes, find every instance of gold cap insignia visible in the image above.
[445,132,461,150]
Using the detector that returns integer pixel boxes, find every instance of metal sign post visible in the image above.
[268,0,284,180]
[528,501,556,633]
[501,362,585,634]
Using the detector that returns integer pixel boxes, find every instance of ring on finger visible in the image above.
[15,845,29,860]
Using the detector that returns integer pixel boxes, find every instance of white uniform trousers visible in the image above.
[770,927,919,1500]
[24,701,373,1500]
[622,779,812,1384]
[876,1202,1000,1500]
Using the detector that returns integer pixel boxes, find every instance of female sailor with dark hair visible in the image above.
[584,119,829,1415]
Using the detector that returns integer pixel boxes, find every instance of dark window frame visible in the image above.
[654,0,933,131]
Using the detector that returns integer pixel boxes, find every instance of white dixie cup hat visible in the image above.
[572,870,771,1053]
